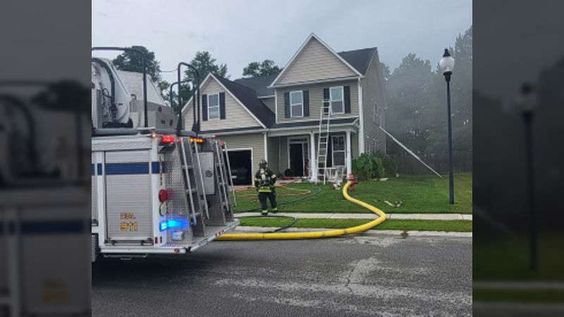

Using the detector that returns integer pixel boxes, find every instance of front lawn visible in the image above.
[234,173,472,214]
[238,217,472,232]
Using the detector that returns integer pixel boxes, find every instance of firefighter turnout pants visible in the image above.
[258,190,277,211]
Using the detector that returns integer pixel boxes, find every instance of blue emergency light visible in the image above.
[159,218,189,231]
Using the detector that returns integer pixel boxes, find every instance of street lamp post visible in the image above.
[517,82,538,271]
[440,48,455,204]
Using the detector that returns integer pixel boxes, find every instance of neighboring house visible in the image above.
[182,33,387,185]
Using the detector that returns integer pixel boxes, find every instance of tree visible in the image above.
[385,25,473,173]
[165,51,229,111]
[184,51,228,83]
[242,59,281,77]
[379,62,391,84]
[112,45,162,82]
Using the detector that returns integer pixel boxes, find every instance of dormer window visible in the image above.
[207,93,220,120]
[289,90,304,117]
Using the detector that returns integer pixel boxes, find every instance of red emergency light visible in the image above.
[159,189,169,202]
[160,135,176,145]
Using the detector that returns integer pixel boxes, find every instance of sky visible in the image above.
[92,0,472,83]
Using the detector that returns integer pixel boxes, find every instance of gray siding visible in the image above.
[260,97,275,113]
[360,51,387,154]
[276,37,357,85]
[351,133,359,160]
[183,77,262,131]
[267,137,280,175]
[275,79,359,123]
[278,137,288,173]
[217,133,265,185]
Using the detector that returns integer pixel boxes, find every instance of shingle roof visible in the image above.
[215,76,275,127]
[233,74,278,97]
[337,47,378,75]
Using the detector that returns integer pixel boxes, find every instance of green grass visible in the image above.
[474,289,564,303]
[238,217,472,232]
[235,173,472,214]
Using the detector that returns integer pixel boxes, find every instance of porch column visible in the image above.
[309,131,317,182]
[346,130,352,177]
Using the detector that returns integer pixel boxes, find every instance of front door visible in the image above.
[289,143,304,176]
[289,137,309,177]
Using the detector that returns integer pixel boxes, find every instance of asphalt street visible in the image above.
[92,235,471,316]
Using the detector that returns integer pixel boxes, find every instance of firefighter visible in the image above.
[254,159,278,216]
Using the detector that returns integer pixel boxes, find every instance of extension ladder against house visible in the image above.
[316,101,332,184]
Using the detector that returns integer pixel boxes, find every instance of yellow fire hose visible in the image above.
[217,181,387,241]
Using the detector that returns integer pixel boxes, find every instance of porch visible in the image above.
[266,121,359,181]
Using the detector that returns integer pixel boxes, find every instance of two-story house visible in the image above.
[182,33,387,185]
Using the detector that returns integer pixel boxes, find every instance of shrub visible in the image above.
[352,152,398,180]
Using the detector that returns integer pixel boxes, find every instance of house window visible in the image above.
[329,86,344,114]
[332,135,346,166]
[289,90,303,117]
[207,93,220,120]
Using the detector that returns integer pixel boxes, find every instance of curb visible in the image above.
[231,226,472,238]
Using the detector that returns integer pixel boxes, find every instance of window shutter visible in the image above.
[303,90,309,117]
[284,92,290,118]
[344,86,351,113]
[323,88,330,115]
[202,94,208,121]
[219,92,226,119]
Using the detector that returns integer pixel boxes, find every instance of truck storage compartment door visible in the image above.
[104,150,154,242]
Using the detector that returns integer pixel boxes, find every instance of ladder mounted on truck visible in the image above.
[212,140,233,216]
[179,137,209,236]
[316,99,332,184]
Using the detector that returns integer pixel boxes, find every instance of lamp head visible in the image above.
[439,48,455,75]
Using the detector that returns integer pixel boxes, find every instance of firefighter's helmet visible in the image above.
[259,159,268,168]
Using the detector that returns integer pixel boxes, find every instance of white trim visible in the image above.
[224,147,254,186]
[263,132,268,162]
[309,132,317,181]
[200,128,267,137]
[271,76,361,89]
[331,134,346,168]
[329,86,345,115]
[181,73,266,129]
[358,79,365,154]
[269,33,363,88]
[274,90,279,124]
[345,131,352,176]
[276,115,359,125]
[258,95,275,99]
[289,90,304,118]
[207,93,220,120]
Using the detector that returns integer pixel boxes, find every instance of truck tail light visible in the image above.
[159,189,169,202]
[160,135,176,145]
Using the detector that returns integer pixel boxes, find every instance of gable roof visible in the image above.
[270,33,364,87]
[233,73,278,97]
[215,76,275,127]
[337,47,378,75]
[182,73,275,128]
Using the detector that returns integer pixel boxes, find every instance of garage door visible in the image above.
[226,150,252,185]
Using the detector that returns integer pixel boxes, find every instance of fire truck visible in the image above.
[91,47,238,261]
